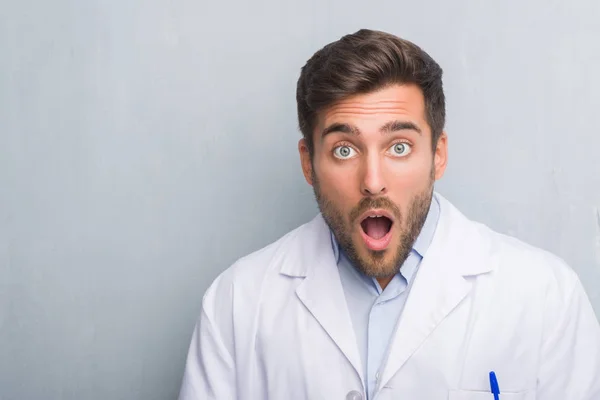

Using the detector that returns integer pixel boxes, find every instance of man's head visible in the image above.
[296,29,448,283]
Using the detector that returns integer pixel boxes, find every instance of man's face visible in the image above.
[299,84,448,280]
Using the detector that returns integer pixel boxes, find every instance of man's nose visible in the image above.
[360,156,387,197]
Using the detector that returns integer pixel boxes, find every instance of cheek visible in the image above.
[315,161,360,205]
[386,158,432,188]
[320,168,357,200]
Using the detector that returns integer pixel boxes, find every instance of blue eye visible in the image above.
[333,145,357,159]
[389,142,411,157]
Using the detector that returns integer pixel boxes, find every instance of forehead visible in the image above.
[317,84,428,134]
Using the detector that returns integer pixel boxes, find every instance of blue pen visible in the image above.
[489,371,500,400]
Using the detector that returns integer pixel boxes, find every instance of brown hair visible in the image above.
[296,29,445,155]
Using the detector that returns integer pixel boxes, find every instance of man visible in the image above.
[178,29,600,400]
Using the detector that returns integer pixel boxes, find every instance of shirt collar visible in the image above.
[330,194,440,267]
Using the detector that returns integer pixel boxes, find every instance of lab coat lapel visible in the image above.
[379,195,492,388]
[379,250,472,387]
[292,216,364,383]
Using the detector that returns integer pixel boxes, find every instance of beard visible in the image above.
[312,169,434,279]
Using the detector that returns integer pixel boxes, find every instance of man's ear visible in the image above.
[433,131,448,180]
[298,138,314,186]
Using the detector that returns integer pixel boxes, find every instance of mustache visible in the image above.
[349,197,402,224]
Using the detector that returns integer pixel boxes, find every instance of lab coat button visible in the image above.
[345,390,363,400]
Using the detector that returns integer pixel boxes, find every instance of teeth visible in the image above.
[368,215,382,218]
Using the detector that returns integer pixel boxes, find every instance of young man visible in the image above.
[178,29,600,400]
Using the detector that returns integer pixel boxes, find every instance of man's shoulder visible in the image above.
[439,193,578,285]
[477,219,580,292]
[203,215,319,300]
[233,215,318,274]
[439,193,579,292]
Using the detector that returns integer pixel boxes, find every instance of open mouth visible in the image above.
[359,212,394,251]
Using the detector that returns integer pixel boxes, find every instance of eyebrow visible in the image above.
[321,120,422,138]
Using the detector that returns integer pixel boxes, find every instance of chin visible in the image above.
[354,241,400,277]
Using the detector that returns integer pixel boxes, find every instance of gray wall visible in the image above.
[1,0,599,399]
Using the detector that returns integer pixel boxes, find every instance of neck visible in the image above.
[377,276,394,290]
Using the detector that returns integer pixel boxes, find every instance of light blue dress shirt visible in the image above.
[330,196,440,399]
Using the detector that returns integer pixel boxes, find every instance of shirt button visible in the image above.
[346,390,363,400]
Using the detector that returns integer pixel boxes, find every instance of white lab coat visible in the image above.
[178,194,600,400]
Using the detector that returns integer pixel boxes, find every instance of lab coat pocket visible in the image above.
[448,389,535,400]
